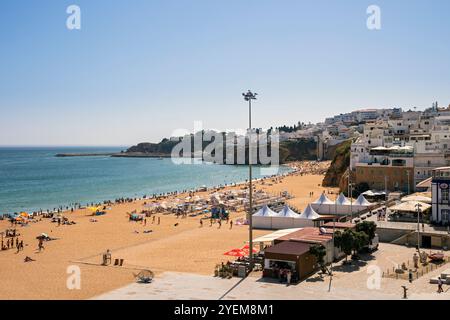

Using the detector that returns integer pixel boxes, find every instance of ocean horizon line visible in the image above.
[0,145,129,148]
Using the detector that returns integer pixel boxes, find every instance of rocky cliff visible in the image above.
[322,140,351,189]
[124,137,318,164]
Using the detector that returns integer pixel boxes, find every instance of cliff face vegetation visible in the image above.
[125,137,318,164]
[322,140,351,188]
[126,139,179,154]
[279,139,318,163]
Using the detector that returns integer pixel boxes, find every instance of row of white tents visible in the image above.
[253,193,374,230]
[311,193,372,215]
[253,204,321,230]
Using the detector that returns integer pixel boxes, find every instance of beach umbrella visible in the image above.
[36,233,49,239]
[240,244,258,254]
[401,195,432,204]
[390,201,431,213]
[223,249,246,257]
[20,212,29,218]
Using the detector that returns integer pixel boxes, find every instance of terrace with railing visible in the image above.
[383,255,450,281]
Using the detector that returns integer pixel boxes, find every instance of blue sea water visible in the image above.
[0,147,290,214]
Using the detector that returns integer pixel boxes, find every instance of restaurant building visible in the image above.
[264,241,316,282]
[262,226,355,282]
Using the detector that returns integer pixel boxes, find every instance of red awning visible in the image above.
[223,249,246,257]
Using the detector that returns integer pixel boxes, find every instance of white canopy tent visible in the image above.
[295,204,321,227]
[271,205,301,229]
[297,204,320,227]
[311,193,335,214]
[361,190,386,197]
[252,205,278,229]
[312,193,372,215]
[312,193,350,215]
[335,193,351,205]
[354,194,371,206]
[350,194,372,213]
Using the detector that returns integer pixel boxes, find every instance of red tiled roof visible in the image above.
[323,222,355,229]
[276,227,332,244]
[265,241,311,256]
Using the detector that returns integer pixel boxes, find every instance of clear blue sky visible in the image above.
[1,0,450,146]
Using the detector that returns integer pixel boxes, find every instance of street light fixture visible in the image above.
[416,202,422,252]
[242,90,257,271]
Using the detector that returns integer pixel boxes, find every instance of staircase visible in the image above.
[390,230,416,245]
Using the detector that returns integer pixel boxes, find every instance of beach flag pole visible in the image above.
[243,90,257,271]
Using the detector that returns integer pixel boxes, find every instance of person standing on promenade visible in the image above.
[438,277,444,293]
[230,220,233,229]
[286,270,291,286]
[200,219,203,228]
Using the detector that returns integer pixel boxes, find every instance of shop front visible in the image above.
[263,241,316,282]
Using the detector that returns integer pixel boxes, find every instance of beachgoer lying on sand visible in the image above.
[174,223,179,227]
[24,256,35,262]
[143,230,152,233]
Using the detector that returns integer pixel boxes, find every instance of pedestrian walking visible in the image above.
[438,277,444,293]
[38,239,44,252]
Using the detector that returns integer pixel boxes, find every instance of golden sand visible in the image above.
[0,169,336,300]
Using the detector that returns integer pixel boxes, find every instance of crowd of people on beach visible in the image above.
[1,230,24,253]
[1,160,309,220]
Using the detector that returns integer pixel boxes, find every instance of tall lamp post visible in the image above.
[243,90,257,270]
[406,170,410,195]
[416,203,422,252]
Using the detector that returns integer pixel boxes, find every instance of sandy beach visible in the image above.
[0,162,336,300]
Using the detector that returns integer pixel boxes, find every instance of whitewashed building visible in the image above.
[431,167,450,226]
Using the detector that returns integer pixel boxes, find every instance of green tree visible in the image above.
[334,229,354,262]
[334,228,370,262]
[355,221,377,244]
[309,244,327,272]
[352,231,369,257]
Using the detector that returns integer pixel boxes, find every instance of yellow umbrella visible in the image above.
[88,206,101,212]
[20,212,29,217]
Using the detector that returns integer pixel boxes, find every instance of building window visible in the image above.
[442,210,450,222]
[441,189,449,202]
